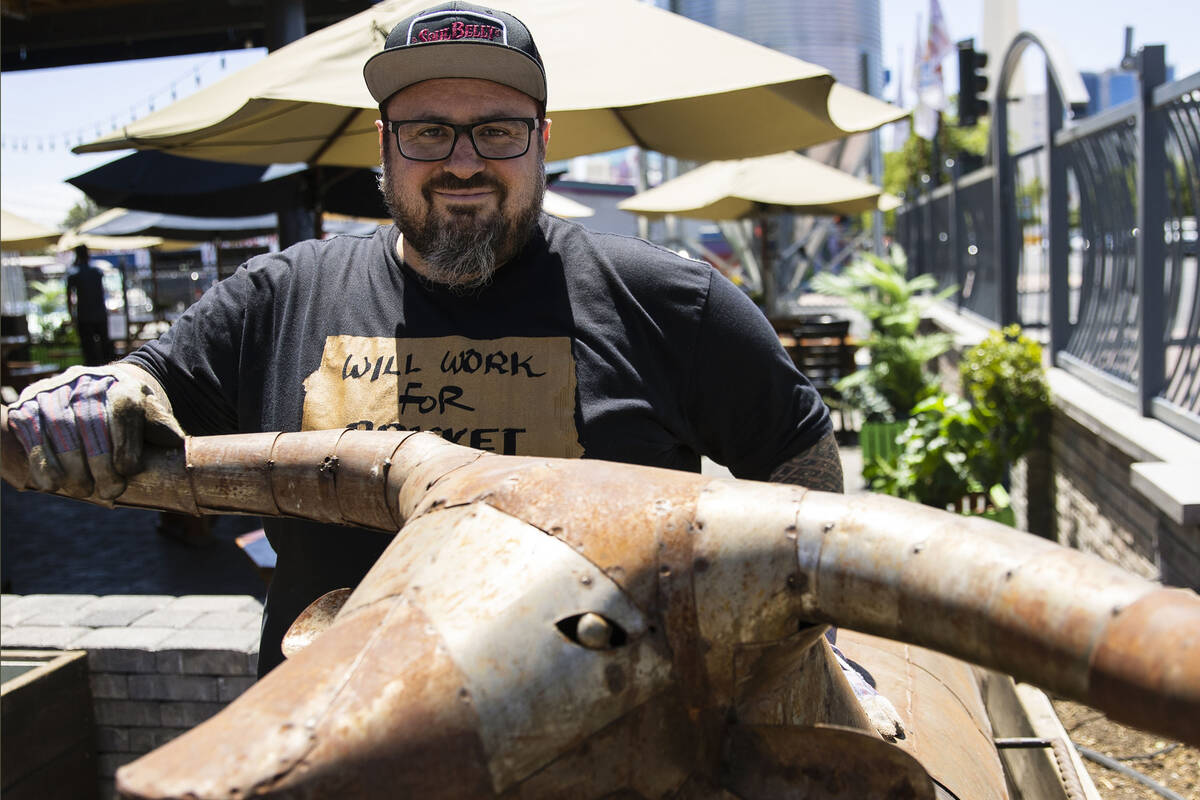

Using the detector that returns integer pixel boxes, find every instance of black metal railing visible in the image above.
[896,45,1199,441]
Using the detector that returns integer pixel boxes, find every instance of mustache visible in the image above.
[423,174,505,193]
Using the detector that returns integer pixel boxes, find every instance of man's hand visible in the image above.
[5,363,184,500]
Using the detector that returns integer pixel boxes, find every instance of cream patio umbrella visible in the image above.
[56,208,170,253]
[1,210,61,252]
[616,151,900,219]
[616,151,899,314]
[542,190,594,219]
[73,0,905,167]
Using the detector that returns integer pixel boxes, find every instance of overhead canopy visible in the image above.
[73,0,905,166]
[2,210,61,251]
[617,151,901,220]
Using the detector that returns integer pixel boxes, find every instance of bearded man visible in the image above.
[6,1,842,677]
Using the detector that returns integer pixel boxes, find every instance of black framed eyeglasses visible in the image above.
[385,117,539,161]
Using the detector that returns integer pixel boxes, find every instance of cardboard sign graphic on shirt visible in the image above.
[300,335,583,457]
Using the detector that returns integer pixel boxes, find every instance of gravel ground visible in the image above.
[1052,699,1198,800]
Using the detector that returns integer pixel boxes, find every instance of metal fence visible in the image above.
[896,45,1199,441]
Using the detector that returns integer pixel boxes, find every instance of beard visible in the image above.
[379,148,545,292]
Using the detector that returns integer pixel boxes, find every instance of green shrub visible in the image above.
[959,324,1051,463]
[867,325,1050,517]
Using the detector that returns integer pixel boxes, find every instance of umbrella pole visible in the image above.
[120,258,131,357]
[757,205,776,318]
[636,149,651,241]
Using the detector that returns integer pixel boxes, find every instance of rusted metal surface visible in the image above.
[340,503,675,793]
[3,427,1200,797]
[721,725,937,799]
[118,597,495,798]
[280,588,352,659]
[1087,586,1200,745]
[835,631,1008,800]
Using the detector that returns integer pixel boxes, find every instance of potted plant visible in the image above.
[865,325,1050,525]
[810,252,954,465]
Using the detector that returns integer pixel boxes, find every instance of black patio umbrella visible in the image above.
[68,150,386,220]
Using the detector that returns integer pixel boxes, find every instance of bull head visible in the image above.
[3,429,1198,798]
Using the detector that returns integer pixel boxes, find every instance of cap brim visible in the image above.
[364,42,546,104]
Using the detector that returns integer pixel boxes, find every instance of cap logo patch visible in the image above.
[408,11,508,45]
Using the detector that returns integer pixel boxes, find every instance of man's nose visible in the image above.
[444,131,485,179]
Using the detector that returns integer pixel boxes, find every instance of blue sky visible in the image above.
[2,0,1197,228]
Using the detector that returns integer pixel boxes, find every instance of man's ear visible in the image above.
[376,119,385,157]
[541,117,552,146]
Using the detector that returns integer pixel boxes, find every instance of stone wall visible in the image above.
[1,594,261,800]
[1046,409,1200,590]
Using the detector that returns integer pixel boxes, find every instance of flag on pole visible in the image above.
[926,0,954,64]
[913,0,952,140]
[892,44,911,149]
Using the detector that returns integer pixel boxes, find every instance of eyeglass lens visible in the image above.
[392,119,533,160]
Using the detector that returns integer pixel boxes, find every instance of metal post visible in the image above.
[861,51,885,256]
[948,158,963,309]
[636,149,650,241]
[266,0,319,248]
[759,208,777,317]
[265,0,306,52]
[921,177,933,277]
[993,71,1017,325]
[120,259,132,355]
[1046,64,1070,360]
[1135,45,1167,416]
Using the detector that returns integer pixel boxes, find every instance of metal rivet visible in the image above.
[576,613,612,650]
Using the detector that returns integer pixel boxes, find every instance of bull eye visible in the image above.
[556,612,629,650]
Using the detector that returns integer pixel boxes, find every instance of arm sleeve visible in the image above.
[123,265,268,436]
[682,271,832,481]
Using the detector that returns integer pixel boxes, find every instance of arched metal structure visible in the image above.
[989,29,1090,342]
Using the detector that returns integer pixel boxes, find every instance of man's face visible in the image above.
[377,78,548,290]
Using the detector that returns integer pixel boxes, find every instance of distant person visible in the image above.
[65,245,115,365]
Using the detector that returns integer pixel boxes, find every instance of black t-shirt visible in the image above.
[129,213,830,673]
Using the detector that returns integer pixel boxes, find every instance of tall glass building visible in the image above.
[670,0,884,95]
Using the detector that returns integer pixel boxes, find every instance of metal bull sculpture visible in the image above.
[3,427,1199,799]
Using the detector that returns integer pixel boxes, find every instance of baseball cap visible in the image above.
[364,2,547,105]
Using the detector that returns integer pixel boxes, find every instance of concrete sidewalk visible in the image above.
[1,483,267,598]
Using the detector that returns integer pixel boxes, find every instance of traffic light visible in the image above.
[957,39,989,126]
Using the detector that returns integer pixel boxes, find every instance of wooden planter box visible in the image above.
[1,650,98,800]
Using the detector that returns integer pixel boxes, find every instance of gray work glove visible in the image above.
[5,363,184,500]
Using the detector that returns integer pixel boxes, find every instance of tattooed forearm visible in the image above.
[768,431,844,493]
